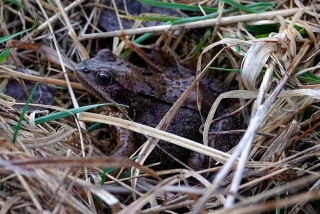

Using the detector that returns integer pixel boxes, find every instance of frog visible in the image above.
[75,49,244,170]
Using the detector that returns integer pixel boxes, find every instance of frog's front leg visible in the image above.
[109,126,138,158]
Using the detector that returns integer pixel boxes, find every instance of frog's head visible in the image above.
[74,49,128,104]
[75,49,158,103]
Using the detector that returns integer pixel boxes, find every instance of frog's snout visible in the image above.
[75,62,85,72]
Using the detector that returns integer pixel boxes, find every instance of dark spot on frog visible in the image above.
[147,82,155,92]
[141,69,153,75]
[181,80,189,86]
[172,69,177,73]
[149,108,156,115]
[172,80,180,86]
[210,125,220,132]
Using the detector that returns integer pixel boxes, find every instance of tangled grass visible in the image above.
[1,0,320,213]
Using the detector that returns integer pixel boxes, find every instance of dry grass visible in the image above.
[1,0,320,213]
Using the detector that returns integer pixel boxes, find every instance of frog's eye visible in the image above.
[96,70,113,85]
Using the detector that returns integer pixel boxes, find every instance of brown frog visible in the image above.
[75,49,244,170]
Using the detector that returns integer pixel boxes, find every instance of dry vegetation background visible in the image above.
[1,0,320,213]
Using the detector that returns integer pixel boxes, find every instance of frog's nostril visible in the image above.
[75,63,87,73]
[83,68,90,73]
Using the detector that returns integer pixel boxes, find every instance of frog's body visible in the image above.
[75,49,243,170]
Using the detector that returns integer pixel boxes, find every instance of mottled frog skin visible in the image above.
[75,49,244,170]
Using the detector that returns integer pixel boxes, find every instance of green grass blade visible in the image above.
[247,2,276,12]
[5,0,26,10]
[87,122,102,132]
[171,9,229,25]
[210,67,241,73]
[137,0,217,13]
[172,2,275,25]
[0,15,38,43]
[12,83,39,143]
[191,28,212,56]
[0,49,11,63]
[245,24,279,34]
[125,15,180,22]
[297,72,320,84]
[34,103,128,125]
[47,0,56,5]
[220,0,259,13]
[134,32,154,44]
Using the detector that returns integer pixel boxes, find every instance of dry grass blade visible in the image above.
[79,8,301,39]
[2,157,162,180]
[79,112,231,163]
[241,42,279,91]
[0,65,84,90]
